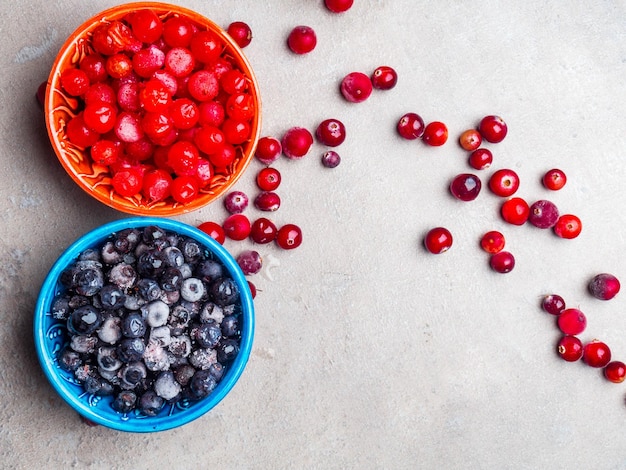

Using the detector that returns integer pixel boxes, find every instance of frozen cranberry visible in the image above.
[604,361,626,383]
[480,230,505,254]
[557,308,587,335]
[371,65,397,90]
[542,294,566,316]
[478,115,507,143]
[321,150,341,168]
[528,200,560,229]
[198,101,225,128]
[468,148,493,170]
[250,217,278,244]
[223,190,249,214]
[79,53,107,83]
[588,273,620,300]
[255,136,282,165]
[254,191,281,211]
[223,214,251,241]
[142,168,172,203]
[500,197,529,225]
[187,70,220,102]
[489,251,515,273]
[276,224,303,250]
[397,113,425,140]
[488,169,519,197]
[422,121,448,146]
[237,250,262,275]
[424,227,453,254]
[164,47,196,77]
[459,129,482,151]
[90,139,121,166]
[112,167,143,197]
[340,72,373,103]
[132,45,166,78]
[282,127,313,159]
[198,221,226,244]
[450,174,482,201]
[315,118,346,147]
[583,340,611,368]
[557,336,583,362]
[543,168,567,191]
[256,167,281,191]
[287,26,317,54]
[227,21,253,48]
[324,0,354,12]
[553,214,582,239]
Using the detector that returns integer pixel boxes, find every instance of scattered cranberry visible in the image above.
[287,26,317,54]
[227,21,252,48]
[489,251,515,273]
[222,213,251,241]
[542,294,566,315]
[36,81,47,108]
[424,227,453,254]
[282,127,313,159]
[543,168,567,191]
[422,121,448,146]
[321,150,341,168]
[276,224,303,250]
[583,340,612,368]
[557,335,583,362]
[488,169,519,197]
[198,221,226,244]
[236,250,263,275]
[223,190,249,214]
[340,72,373,103]
[468,148,493,170]
[397,113,425,140]
[557,308,587,336]
[254,191,281,211]
[604,361,626,383]
[458,129,482,151]
[315,118,346,147]
[324,0,354,13]
[528,200,560,229]
[255,136,282,165]
[588,273,621,301]
[247,280,257,299]
[500,197,529,225]
[371,65,397,90]
[553,214,582,239]
[478,115,507,143]
[256,167,282,191]
[480,230,505,254]
[250,217,278,244]
[449,173,482,202]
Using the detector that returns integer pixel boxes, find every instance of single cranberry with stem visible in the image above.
[324,0,354,13]
[500,197,530,225]
[316,118,346,147]
[227,21,253,48]
[247,281,257,299]
[250,217,278,244]
[557,308,587,335]
[223,213,252,241]
[322,150,341,168]
[488,169,519,197]
[604,361,626,383]
[256,167,281,191]
[254,191,281,211]
[236,250,263,275]
[282,127,313,159]
[480,230,505,254]
[450,174,482,202]
[541,294,566,315]
[459,129,482,151]
[478,115,508,143]
[543,168,567,191]
[553,214,582,239]
[422,121,448,146]
[588,273,620,300]
[557,335,583,362]
[424,227,453,254]
[583,340,612,368]
[198,221,226,244]
[223,190,249,214]
[528,200,560,229]
[489,251,515,273]
[468,148,493,170]
[340,72,373,103]
[397,113,425,140]
[276,224,303,250]
[287,26,317,54]
[371,65,397,90]
[255,136,282,164]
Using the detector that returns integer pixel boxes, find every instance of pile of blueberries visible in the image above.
[52,225,242,416]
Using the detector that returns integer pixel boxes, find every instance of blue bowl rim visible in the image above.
[33,216,255,432]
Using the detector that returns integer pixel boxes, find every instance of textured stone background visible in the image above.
[1,1,626,468]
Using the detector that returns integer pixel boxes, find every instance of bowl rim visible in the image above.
[33,216,255,432]
[44,2,262,216]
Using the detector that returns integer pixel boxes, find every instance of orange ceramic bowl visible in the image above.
[45,2,261,216]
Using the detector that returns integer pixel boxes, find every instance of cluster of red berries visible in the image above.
[543,273,625,383]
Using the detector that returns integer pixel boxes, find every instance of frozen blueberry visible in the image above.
[97,316,122,344]
[209,277,240,306]
[117,337,145,363]
[181,238,202,263]
[195,259,224,283]
[71,261,104,297]
[119,362,147,389]
[138,390,164,417]
[136,250,166,279]
[101,240,123,265]
[51,295,71,320]
[194,322,222,349]
[189,370,217,399]
[149,325,172,347]
[208,362,224,382]
[221,315,240,337]
[121,313,146,338]
[216,338,240,364]
[137,278,162,302]
[58,347,82,372]
[181,277,205,302]
[83,373,114,396]
[173,364,196,387]
[108,263,137,290]
[143,340,170,371]
[111,390,137,413]
[69,334,98,354]
[189,348,217,370]
[98,284,126,310]
[163,246,185,267]
[142,300,169,327]
[114,228,141,254]
[68,305,102,335]
[78,248,101,262]
[159,267,183,292]
[96,346,123,372]
[199,302,224,324]
[142,225,167,244]
[154,371,182,401]
[168,335,192,358]
[123,293,146,311]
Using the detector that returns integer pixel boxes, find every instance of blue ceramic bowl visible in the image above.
[34,217,254,432]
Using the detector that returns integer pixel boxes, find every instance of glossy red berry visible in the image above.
[250,217,278,244]
[489,251,515,273]
[424,227,453,254]
[553,214,582,239]
[542,294,566,315]
[557,308,587,336]
[488,169,519,197]
[254,191,281,211]
[340,72,373,103]
[557,335,583,362]
[223,190,249,214]
[459,129,482,151]
[255,136,282,165]
[276,224,303,250]
[371,65,397,90]
[500,197,529,225]
[321,150,341,168]
[142,168,172,203]
[543,168,567,191]
[604,361,626,383]
[583,340,612,368]
[315,118,346,147]
[588,273,620,301]
[282,127,313,159]
[223,213,251,241]
[237,250,263,275]
[450,174,482,201]
[247,281,257,299]
[324,0,354,12]
[287,26,317,54]
[227,21,253,48]
[60,68,90,96]
[528,200,560,229]
[111,167,142,197]
[422,121,448,146]
[256,167,281,191]
[480,230,505,254]
[397,113,425,140]
[198,221,226,244]
[478,115,507,143]
[170,175,199,204]
[468,148,493,170]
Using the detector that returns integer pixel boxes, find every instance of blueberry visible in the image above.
[101,240,123,265]
[58,347,82,372]
[154,371,182,401]
[195,259,224,283]
[142,225,167,244]
[216,338,240,364]
[71,261,104,297]
[173,364,196,387]
[162,246,184,267]
[209,277,240,306]
[138,390,164,417]
[180,277,205,302]
[143,340,170,371]
[189,370,217,399]
[136,250,165,278]
[199,302,224,324]
[168,335,192,358]
[98,284,126,310]
[189,348,217,370]
[83,373,114,396]
[181,238,203,263]
[69,334,98,354]
[208,362,224,382]
[194,322,222,349]
[121,313,146,338]
[221,315,240,337]
[137,278,162,302]
[96,346,123,372]
[68,305,102,335]
[97,316,122,344]
[159,267,183,292]
[114,228,141,254]
[119,362,147,389]
[117,337,145,363]
[111,390,137,413]
[108,263,137,290]
[51,295,71,320]
[142,300,169,327]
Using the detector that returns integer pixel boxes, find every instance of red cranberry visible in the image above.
[468,148,493,170]
[223,190,249,214]
[315,118,346,147]
[478,115,507,143]
[528,200,560,229]
[500,197,529,225]
[458,129,482,151]
[222,214,251,241]
[250,217,278,244]
[588,273,620,300]
[255,136,282,164]
[541,294,566,315]
[557,308,587,335]
[488,169,519,197]
[553,214,582,239]
[371,66,397,90]
[321,150,341,168]
[397,113,425,140]
[198,221,226,244]
[557,336,583,362]
[489,251,515,273]
[480,231,505,254]
[340,72,373,103]
[256,167,281,191]
[424,227,453,254]
[276,224,303,250]
[583,340,612,368]
[287,26,317,54]
[281,127,313,159]
[604,361,626,383]
[227,21,253,48]
[324,0,354,12]
[450,174,482,201]
[254,191,281,211]
[543,168,567,191]
[422,121,448,146]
